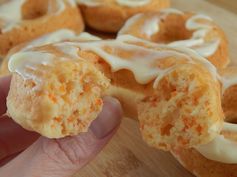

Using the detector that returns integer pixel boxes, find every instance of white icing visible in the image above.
[76,0,102,6]
[224,122,237,133]
[142,16,160,37]
[195,123,237,164]
[54,43,80,59]
[77,0,150,7]
[119,34,218,82]
[186,14,213,30]
[22,29,100,51]
[55,0,76,14]
[22,29,77,51]
[9,34,218,88]
[116,0,150,7]
[8,51,54,80]
[220,70,237,94]
[169,14,219,57]
[119,9,183,38]
[192,40,220,57]
[75,32,101,41]
[119,10,220,58]
[118,13,143,35]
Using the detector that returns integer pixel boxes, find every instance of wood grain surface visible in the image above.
[74,0,237,176]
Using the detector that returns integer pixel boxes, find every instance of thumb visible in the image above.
[0,97,122,177]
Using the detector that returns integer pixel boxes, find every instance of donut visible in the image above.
[171,67,237,177]
[6,35,223,151]
[0,0,84,57]
[0,29,101,76]
[76,0,170,33]
[118,8,229,69]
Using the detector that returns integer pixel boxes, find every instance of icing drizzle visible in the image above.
[119,8,221,58]
[8,34,218,89]
[77,0,151,7]
[195,123,237,164]
[194,68,237,164]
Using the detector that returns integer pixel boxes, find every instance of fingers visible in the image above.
[0,76,11,115]
[0,115,39,161]
[90,96,123,138]
[0,97,123,177]
[0,152,21,167]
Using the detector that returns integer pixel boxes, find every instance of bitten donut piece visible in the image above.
[169,66,237,177]
[138,64,223,150]
[0,0,84,57]
[77,0,170,33]
[7,36,223,149]
[118,9,229,69]
[7,53,109,138]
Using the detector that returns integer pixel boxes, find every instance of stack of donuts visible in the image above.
[1,0,237,177]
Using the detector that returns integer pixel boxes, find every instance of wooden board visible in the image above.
[74,0,237,176]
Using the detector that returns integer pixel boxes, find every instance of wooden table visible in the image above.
[74,0,237,176]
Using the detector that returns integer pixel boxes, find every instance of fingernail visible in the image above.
[90,96,123,139]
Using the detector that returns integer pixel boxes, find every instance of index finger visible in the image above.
[0,76,11,115]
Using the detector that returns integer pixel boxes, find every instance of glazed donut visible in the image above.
[0,0,84,57]
[7,35,223,151]
[77,0,170,33]
[0,29,101,76]
[118,8,229,69]
[171,67,237,177]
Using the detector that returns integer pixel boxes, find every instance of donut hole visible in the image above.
[21,0,50,20]
[222,85,237,123]
[152,14,193,44]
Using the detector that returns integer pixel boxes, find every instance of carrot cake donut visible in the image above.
[118,8,229,69]
[77,0,170,33]
[171,66,237,177]
[0,0,84,57]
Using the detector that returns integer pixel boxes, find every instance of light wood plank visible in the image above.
[205,0,237,15]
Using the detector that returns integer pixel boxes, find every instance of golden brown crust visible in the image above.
[0,0,84,57]
[78,0,170,32]
[172,147,237,177]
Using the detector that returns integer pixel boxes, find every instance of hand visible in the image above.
[0,76,122,177]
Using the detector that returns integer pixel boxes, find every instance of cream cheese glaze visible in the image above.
[8,30,101,80]
[77,0,151,7]
[116,0,150,7]
[220,69,237,94]
[119,8,221,58]
[118,8,183,39]
[195,123,237,164]
[0,0,75,33]
[168,14,220,58]
[8,34,218,88]
[194,69,237,164]
[21,29,100,51]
